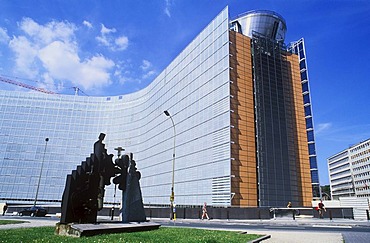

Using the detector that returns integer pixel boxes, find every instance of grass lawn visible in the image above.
[0,226,262,242]
[0,219,27,225]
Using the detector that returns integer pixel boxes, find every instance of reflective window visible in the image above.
[308,143,316,155]
[306,117,313,129]
[307,130,315,142]
[299,60,306,70]
[309,156,318,169]
[300,71,307,81]
[302,82,309,93]
[304,105,312,116]
[303,94,310,104]
[311,170,319,183]
[298,42,303,50]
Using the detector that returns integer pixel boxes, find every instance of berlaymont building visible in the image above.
[0,7,320,208]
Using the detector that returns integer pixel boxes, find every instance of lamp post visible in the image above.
[164,110,176,220]
[34,138,49,206]
[113,146,125,220]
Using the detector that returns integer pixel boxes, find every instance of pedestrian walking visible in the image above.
[2,203,8,216]
[201,202,210,220]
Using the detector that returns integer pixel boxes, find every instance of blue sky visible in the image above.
[1,0,370,185]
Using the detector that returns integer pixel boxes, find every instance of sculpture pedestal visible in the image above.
[55,221,160,237]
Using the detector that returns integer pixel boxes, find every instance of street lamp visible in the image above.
[34,138,49,206]
[113,146,125,220]
[164,110,176,220]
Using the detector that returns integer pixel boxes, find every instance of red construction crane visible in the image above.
[0,75,57,94]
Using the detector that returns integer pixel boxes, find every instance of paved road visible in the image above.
[1,215,370,242]
[157,218,369,232]
[152,217,370,243]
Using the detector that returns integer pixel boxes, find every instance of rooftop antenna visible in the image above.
[73,87,80,96]
[72,86,89,96]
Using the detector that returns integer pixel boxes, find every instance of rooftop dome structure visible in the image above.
[230,10,287,41]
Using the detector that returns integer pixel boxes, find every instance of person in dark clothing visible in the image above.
[2,203,8,216]
[318,200,326,218]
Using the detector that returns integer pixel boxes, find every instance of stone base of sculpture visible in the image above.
[55,221,160,237]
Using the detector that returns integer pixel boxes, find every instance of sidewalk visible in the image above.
[150,215,370,227]
[0,216,57,229]
[151,217,370,243]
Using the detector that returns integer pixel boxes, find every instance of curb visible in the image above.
[248,234,271,243]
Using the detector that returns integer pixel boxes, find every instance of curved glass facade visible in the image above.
[0,8,231,206]
[0,7,318,208]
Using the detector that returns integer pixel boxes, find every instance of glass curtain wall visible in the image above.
[0,7,232,207]
[252,33,300,207]
[288,39,320,199]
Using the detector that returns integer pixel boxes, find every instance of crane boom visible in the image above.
[0,76,57,94]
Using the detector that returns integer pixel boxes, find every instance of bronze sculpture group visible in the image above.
[60,133,146,224]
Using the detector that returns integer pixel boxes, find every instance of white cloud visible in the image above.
[38,41,79,79]
[20,17,76,45]
[83,20,93,29]
[164,0,173,17]
[142,70,156,79]
[114,70,129,85]
[114,61,132,85]
[315,122,332,135]
[0,27,10,44]
[79,55,114,89]
[9,35,39,77]
[9,17,115,91]
[140,60,152,71]
[96,24,114,47]
[140,60,156,79]
[39,41,114,89]
[96,35,110,46]
[101,24,116,35]
[115,36,128,51]
[96,24,128,51]
[164,8,171,17]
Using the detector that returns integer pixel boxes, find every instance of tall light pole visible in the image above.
[113,146,125,220]
[34,138,49,206]
[164,110,176,220]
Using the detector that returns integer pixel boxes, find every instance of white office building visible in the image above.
[328,138,370,200]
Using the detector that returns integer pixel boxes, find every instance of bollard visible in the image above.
[366,210,370,221]
[293,209,295,220]
[183,207,186,219]
[329,210,332,220]
[227,210,229,221]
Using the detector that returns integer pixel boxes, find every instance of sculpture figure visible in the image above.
[121,155,146,223]
[60,133,146,224]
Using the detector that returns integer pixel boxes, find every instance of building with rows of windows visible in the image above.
[328,138,370,200]
[0,7,319,208]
